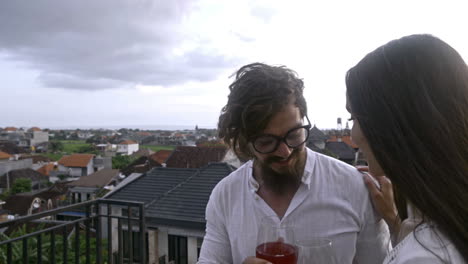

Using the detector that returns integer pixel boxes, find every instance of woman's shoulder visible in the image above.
[384,224,466,264]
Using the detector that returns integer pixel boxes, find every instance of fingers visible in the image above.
[356,165,369,172]
[377,175,392,194]
[243,256,272,264]
[363,173,381,199]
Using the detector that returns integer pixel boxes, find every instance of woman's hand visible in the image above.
[357,166,401,234]
[243,256,272,264]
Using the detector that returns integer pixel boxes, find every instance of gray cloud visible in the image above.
[0,0,240,90]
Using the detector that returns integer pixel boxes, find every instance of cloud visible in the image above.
[0,0,242,90]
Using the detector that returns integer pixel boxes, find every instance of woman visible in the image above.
[347,34,468,263]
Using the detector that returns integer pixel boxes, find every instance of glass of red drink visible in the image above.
[256,216,298,264]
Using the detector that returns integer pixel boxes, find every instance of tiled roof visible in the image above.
[131,148,155,158]
[106,163,234,229]
[3,127,17,132]
[58,154,94,168]
[37,163,56,176]
[67,168,119,188]
[146,163,234,229]
[309,125,327,141]
[325,141,356,161]
[19,155,51,164]
[165,146,228,168]
[119,140,138,145]
[29,127,42,132]
[107,167,197,204]
[0,151,12,159]
[327,135,358,149]
[149,150,173,164]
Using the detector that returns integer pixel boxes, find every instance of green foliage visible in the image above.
[140,145,175,152]
[40,153,63,161]
[112,155,137,170]
[11,178,32,194]
[49,141,64,153]
[0,224,109,264]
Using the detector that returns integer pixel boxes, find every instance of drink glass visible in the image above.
[296,238,336,264]
[256,216,298,264]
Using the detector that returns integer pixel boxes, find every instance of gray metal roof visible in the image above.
[106,163,234,229]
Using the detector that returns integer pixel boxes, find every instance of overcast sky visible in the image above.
[1,0,467,130]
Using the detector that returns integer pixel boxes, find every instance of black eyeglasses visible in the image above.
[250,116,311,154]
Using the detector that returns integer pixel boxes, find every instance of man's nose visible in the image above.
[274,141,293,159]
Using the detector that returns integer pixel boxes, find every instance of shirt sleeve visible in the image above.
[353,200,392,264]
[197,184,233,264]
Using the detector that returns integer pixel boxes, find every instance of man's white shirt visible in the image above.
[198,148,391,264]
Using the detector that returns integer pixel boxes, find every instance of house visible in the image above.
[66,168,120,203]
[307,125,328,150]
[117,140,139,155]
[325,141,356,164]
[0,158,33,191]
[0,168,50,192]
[0,151,12,161]
[2,183,68,217]
[36,162,57,177]
[57,154,95,177]
[327,135,358,150]
[165,146,241,169]
[105,162,235,264]
[0,127,49,151]
[149,149,173,165]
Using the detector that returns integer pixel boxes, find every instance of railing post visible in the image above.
[50,230,56,264]
[128,205,133,264]
[37,233,42,264]
[75,222,80,264]
[139,203,146,264]
[96,202,102,264]
[108,203,113,264]
[86,204,91,264]
[23,238,28,264]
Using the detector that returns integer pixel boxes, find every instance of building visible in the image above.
[117,140,139,155]
[66,168,120,204]
[105,162,234,264]
[57,154,95,178]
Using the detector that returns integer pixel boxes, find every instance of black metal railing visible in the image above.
[0,199,146,264]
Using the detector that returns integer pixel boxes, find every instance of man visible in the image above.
[198,63,390,264]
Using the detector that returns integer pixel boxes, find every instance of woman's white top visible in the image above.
[383,223,465,264]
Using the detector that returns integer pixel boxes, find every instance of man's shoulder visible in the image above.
[309,149,362,178]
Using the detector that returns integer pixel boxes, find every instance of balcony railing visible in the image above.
[0,199,146,264]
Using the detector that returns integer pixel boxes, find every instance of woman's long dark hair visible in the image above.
[346,34,468,261]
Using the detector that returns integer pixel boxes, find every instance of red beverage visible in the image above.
[256,241,298,264]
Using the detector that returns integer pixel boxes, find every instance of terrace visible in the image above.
[0,199,147,264]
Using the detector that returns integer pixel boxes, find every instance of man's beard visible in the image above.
[255,148,306,195]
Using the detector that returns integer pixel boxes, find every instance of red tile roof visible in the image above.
[0,151,12,160]
[58,154,94,168]
[165,146,228,168]
[37,163,56,176]
[29,127,42,132]
[3,127,17,132]
[149,150,173,164]
[327,135,358,149]
[119,140,138,145]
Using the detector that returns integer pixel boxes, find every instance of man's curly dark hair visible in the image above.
[218,62,307,160]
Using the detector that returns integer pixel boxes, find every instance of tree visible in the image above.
[11,178,32,194]
[112,155,136,170]
[49,141,64,153]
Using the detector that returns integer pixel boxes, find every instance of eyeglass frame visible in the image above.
[249,115,312,154]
